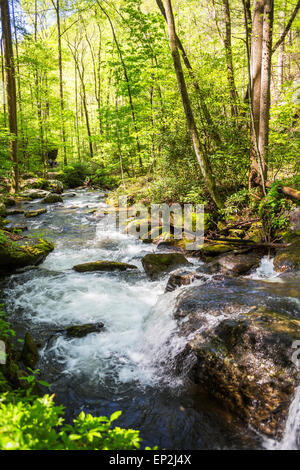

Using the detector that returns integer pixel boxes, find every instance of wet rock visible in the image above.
[142,253,191,280]
[274,240,300,273]
[0,203,7,217]
[20,189,50,200]
[156,240,184,253]
[65,322,104,338]
[47,179,64,194]
[72,260,138,273]
[21,332,39,369]
[197,242,236,261]
[41,193,63,204]
[62,192,76,198]
[6,209,25,215]
[0,234,54,275]
[215,250,264,275]
[173,280,300,437]
[25,208,47,218]
[165,269,200,292]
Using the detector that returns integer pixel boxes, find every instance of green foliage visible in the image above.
[259,182,292,240]
[0,394,143,450]
[60,163,89,188]
[223,188,260,219]
[0,307,15,341]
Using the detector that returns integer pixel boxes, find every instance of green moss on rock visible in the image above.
[73,260,138,273]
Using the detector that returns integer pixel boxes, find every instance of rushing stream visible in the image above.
[2,189,299,449]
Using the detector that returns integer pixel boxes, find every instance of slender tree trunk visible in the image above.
[52,0,67,165]
[96,1,143,169]
[249,0,264,188]
[0,0,19,192]
[1,37,7,127]
[277,6,285,94]
[156,0,221,146]
[163,0,223,209]
[258,0,274,166]
[221,0,239,118]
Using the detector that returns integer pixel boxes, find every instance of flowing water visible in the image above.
[2,189,299,449]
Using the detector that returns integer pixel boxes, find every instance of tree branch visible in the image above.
[272,0,300,54]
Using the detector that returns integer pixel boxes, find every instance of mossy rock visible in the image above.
[19,189,50,200]
[41,193,63,204]
[228,229,245,239]
[46,179,64,194]
[0,233,54,275]
[142,253,191,280]
[198,242,236,261]
[176,304,300,437]
[245,222,264,243]
[273,239,300,273]
[73,260,138,273]
[6,209,24,215]
[65,322,104,338]
[25,208,47,218]
[21,333,39,369]
[0,203,7,217]
[215,251,263,276]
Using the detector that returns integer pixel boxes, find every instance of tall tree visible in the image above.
[162,0,223,209]
[51,0,67,165]
[1,0,19,192]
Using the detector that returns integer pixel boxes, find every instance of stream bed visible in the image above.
[1,189,299,449]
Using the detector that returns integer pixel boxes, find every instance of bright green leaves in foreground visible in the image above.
[0,394,142,450]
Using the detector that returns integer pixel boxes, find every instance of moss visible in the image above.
[73,260,138,273]
[0,203,7,217]
[142,253,190,279]
[0,232,54,274]
[273,240,300,272]
[41,194,63,204]
[25,209,47,218]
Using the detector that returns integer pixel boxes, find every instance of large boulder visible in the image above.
[65,322,104,338]
[20,189,50,200]
[72,260,138,273]
[172,278,300,437]
[21,333,39,369]
[165,269,200,292]
[142,253,191,280]
[47,179,64,194]
[41,193,63,204]
[0,232,54,275]
[214,250,264,276]
[274,240,300,273]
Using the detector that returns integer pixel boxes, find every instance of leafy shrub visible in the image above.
[258,182,292,241]
[60,163,89,188]
[0,394,144,450]
[223,188,260,218]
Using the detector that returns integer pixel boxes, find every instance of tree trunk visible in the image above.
[258,0,274,165]
[0,0,19,192]
[52,0,67,165]
[221,0,239,118]
[163,0,223,209]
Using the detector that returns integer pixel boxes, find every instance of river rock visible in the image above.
[165,269,200,292]
[47,179,64,194]
[172,279,300,437]
[6,209,25,215]
[41,193,63,204]
[62,192,76,198]
[215,250,264,275]
[20,189,50,200]
[65,322,104,338]
[142,253,191,280]
[274,240,300,273]
[197,242,237,261]
[21,332,39,368]
[0,203,7,218]
[0,234,54,274]
[25,208,47,218]
[72,260,138,273]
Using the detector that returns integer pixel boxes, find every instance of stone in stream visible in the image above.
[214,250,264,276]
[273,239,300,273]
[65,322,104,338]
[141,253,191,280]
[72,260,138,273]
[0,235,54,275]
[62,192,76,198]
[25,208,47,218]
[19,189,50,200]
[41,193,63,204]
[165,269,200,292]
[21,332,39,368]
[0,203,7,217]
[6,209,25,215]
[172,279,300,438]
